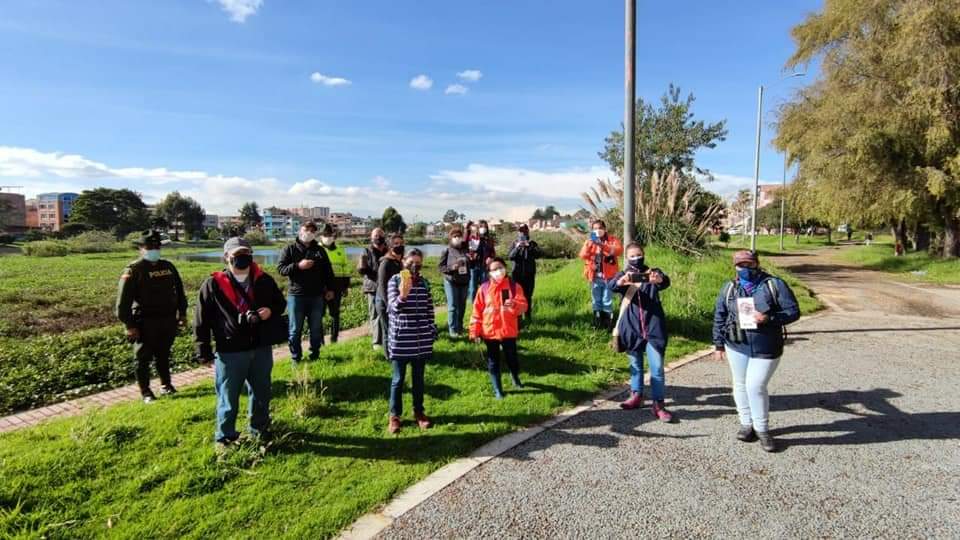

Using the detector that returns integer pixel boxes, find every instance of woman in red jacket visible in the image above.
[470,258,528,399]
[578,219,623,329]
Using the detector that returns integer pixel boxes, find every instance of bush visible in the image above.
[22,240,70,257]
[499,230,580,259]
[60,222,92,238]
[23,229,51,242]
[243,229,271,246]
[0,233,15,245]
[719,231,731,244]
[0,328,196,413]
[64,231,125,253]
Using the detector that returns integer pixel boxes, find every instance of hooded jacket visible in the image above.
[712,272,801,359]
[607,269,671,353]
[579,235,623,281]
[277,238,334,297]
[469,277,529,341]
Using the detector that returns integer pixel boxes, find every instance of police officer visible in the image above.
[116,229,187,403]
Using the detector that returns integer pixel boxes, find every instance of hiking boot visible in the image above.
[308,350,320,362]
[620,391,642,410]
[414,412,432,430]
[737,424,757,442]
[756,431,777,452]
[142,391,157,404]
[159,384,177,396]
[489,373,505,399]
[593,311,602,328]
[387,416,402,434]
[652,400,673,423]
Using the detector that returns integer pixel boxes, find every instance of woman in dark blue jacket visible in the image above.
[712,250,800,452]
[607,243,674,422]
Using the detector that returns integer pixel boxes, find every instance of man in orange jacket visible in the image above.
[579,219,623,329]
[470,258,529,399]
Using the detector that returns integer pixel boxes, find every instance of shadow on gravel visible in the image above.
[770,388,960,447]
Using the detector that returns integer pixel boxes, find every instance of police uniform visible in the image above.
[115,230,187,398]
[322,238,352,343]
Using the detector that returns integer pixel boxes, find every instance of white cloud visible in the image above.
[456,69,483,82]
[1,145,590,220]
[310,72,352,87]
[409,74,433,90]
[215,0,263,23]
[445,84,468,95]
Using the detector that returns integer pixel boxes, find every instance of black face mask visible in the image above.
[373,237,386,247]
[232,254,253,270]
[628,256,645,269]
[392,245,405,257]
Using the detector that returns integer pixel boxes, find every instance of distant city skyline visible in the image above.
[1,1,819,221]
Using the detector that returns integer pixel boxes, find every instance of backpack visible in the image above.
[723,277,788,342]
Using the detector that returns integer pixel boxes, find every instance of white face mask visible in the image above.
[479,227,487,235]
[490,268,505,281]
[320,236,334,246]
[299,232,316,244]
[451,237,462,247]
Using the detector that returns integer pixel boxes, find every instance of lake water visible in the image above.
[177,243,448,265]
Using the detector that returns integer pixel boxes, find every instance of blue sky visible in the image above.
[0,0,821,221]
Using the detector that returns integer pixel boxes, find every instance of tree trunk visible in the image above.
[890,218,908,256]
[914,223,930,253]
[826,225,833,244]
[942,205,960,258]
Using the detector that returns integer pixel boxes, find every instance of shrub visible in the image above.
[496,230,580,259]
[243,229,271,246]
[23,229,51,242]
[0,233,15,245]
[0,327,196,414]
[64,231,125,253]
[60,222,92,238]
[719,231,731,244]
[22,240,70,257]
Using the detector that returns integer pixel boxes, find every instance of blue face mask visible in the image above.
[736,267,758,282]
[143,249,161,262]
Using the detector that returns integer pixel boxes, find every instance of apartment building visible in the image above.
[36,192,79,231]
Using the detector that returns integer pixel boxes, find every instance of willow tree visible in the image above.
[776,0,960,257]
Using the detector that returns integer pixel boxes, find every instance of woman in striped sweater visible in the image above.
[386,248,438,434]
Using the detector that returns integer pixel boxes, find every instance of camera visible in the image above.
[629,272,649,283]
[238,310,261,326]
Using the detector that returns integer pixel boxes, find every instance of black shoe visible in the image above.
[308,350,320,362]
[593,311,602,329]
[736,424,757,442]
[511,375,524,389]
[756,431,777,452]
[160,384,177,396]
[142,391,157,404]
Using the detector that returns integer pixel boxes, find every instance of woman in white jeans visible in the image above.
[712,250,800,452]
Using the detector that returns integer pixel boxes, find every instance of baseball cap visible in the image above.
[223,237,252,255]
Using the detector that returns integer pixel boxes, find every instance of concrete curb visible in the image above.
[336,345,717,540]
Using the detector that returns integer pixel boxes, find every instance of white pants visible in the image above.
[726,348,780,432]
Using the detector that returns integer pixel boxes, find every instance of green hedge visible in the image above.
[495,230,581,260]
[20,241,70,257]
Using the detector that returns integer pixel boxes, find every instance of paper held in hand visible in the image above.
[736,297,758,330]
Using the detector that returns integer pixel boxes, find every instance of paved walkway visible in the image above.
[377,249,960,538]
[0,325,372,434]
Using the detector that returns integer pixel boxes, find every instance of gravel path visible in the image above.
[378,251,960,539]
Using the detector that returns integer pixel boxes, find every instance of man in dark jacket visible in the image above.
[507,224,541,324]
[115,229,187,403]
[194,237,287,449]
[712,250,800,452]
[376,233,405,351]
[607,243,673,421]
[277,221,335,363]
[438,226,470,337]
[358,227,388,349]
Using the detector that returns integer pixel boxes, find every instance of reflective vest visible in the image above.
[323,244,352,278]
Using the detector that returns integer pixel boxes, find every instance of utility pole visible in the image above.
[750,85,764,252]
[779,155,787,252]
[623,0,636,253]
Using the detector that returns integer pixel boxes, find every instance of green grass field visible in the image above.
[0,251,820,538]
[720,233,842,255]
[835,239,960,284]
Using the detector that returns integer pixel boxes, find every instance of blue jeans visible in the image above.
[214,346,273,442]
[591,277,613,313]
[726,348,781,432]
[467,267,486,305]
[443,280,469,336]
[627,343,665,400]
[287,294,325,361]
[389,355,428,417]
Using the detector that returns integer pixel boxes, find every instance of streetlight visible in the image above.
[623,0,636,251]
[750,71,805,251]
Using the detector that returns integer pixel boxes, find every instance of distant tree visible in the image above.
[239,202,262,228]
[573,208,591,220]
[70,188,150,239]
[542,205,560,220]
[531,209,544,220]
[381,207,407,234]
[408,222,427,237]
[155,191,205,241]
[442,209,460,224]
